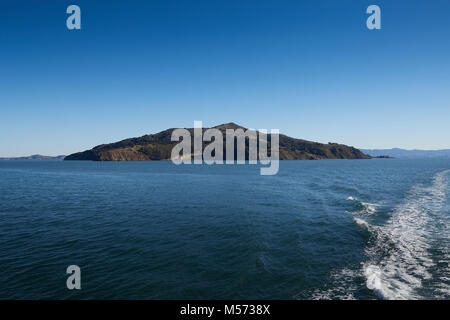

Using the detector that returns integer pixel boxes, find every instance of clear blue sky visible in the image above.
[1,0,449,156]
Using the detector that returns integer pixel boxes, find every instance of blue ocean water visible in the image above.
[0,159,449,300]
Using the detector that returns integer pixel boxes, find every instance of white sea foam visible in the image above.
[347,196,379,215]
[363,170,450,300]
[310,268,358,300]
[361,201,378,214]
[354,217,369,228]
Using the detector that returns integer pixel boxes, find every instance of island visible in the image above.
[65,123,371,161]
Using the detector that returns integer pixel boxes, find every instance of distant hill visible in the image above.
[0,155,65,160]
[65,123,370,161]
[361,148,450,159]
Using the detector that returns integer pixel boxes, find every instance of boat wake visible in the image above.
[363,169,450,299]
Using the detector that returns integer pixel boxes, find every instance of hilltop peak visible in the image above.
[213,122,247,130]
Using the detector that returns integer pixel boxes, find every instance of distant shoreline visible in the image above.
[0,155,65,161]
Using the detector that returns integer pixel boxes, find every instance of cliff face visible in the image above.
[64,123,371,161]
